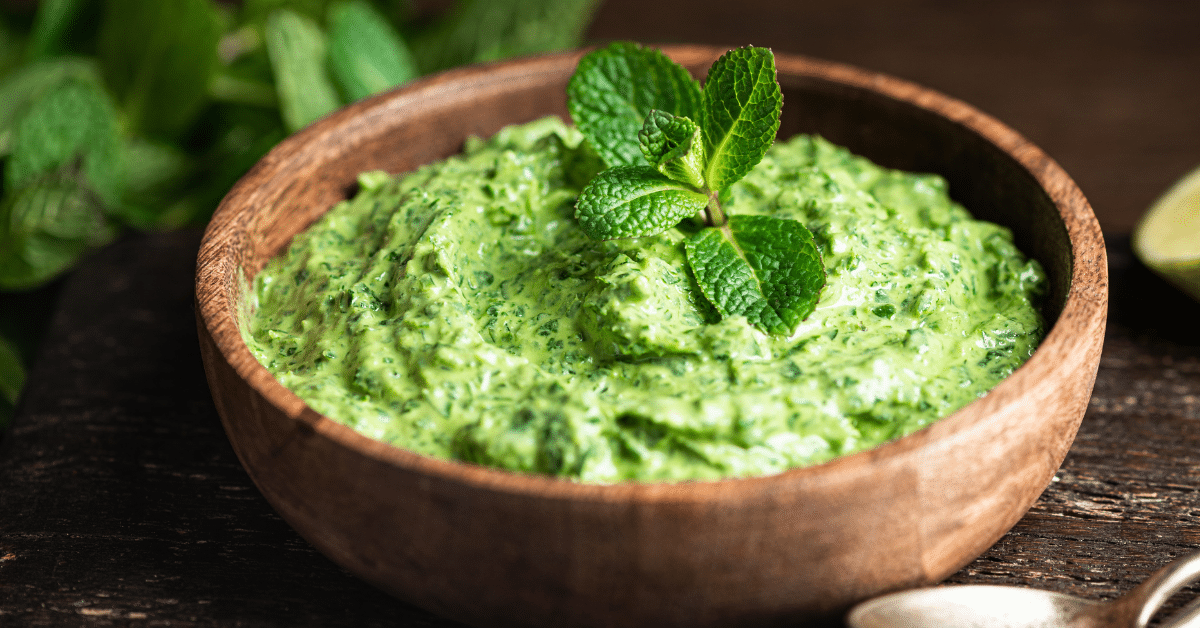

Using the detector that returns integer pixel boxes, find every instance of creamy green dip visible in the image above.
[245,116,1046,483]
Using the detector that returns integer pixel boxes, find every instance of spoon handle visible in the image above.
[1160,596,1200,628]
[1111,551,1200,628]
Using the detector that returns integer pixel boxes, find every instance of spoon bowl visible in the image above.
[850,586,1097,628]
[847,551,1200,628]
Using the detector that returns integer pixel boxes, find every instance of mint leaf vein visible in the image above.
[686,216,825,335]
[575,166,706,240]
[567,42,702,168]
[701,46,782,194]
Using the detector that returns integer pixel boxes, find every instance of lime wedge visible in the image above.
[1133,165,1200,301]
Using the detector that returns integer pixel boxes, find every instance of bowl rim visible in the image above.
[195,44,1107,503]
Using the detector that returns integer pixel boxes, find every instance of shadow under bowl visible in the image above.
[195,46,1107,628]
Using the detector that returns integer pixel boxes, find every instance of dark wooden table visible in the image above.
[3,1,1200,625]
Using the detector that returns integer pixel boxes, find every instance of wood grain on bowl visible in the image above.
[195,46,1106,628]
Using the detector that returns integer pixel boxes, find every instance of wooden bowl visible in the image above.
[195,46,1107,627]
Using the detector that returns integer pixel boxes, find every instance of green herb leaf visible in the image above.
[685,215,824,336]
[114,138,196,229]
[0,15,23,78]
[701,46,782,194]
[0,164,116,290]
[27,0,88,60]
[0,329,24,430]
[575,166,707,240]
[413,0,601,75]
[567,41,703,168]
[97,0,223,138]
[241,0,334,24]
[639,110,706,190]
[0,57,103,158]
[4,76,125,208]
[181,103,287,227]
[265,8,343,132]
[326,0,417,102]
[0,331,24,408]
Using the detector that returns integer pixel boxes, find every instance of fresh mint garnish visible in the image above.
[569,42,826,335]
[575,165,707,240]
[699,45,783,194]
[567,41,702,168]
[639,110,706,189]
[686,215,825,336]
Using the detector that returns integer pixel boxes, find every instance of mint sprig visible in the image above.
[639,110,706,189]
[569,42,825,335]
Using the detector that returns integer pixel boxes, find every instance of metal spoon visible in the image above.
[847,551,1200,628]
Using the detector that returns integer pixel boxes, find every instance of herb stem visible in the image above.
[704,191,728,227]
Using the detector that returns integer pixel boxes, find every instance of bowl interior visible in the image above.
[776,73,1072,322]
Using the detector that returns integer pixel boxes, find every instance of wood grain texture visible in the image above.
[193,47,1107,627]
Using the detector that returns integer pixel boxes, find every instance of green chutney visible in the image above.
[245,116,1046,483]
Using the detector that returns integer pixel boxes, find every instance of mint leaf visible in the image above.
[567,41,703,168]
[0,331,24,408]
[685,215,824,335]
[701,46,782,194]
[0,57,103,158]
[5,77,125,208]
[265,9,344,132]
[27,0,88,60]
[242,0,335,24]
[327,0,417,102]
[97,0,222,137]
[576,166,707,240]
[0,164,116,290]
[412,0,601,74]
[639,110,706,190]
[114,138,196,229]
[639,110,697,165]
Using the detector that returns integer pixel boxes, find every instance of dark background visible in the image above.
[2,1,1200,626]
[590,0,1200,236]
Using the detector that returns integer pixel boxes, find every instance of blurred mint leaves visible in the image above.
[0,0,601,430]
[569,42,826,336]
